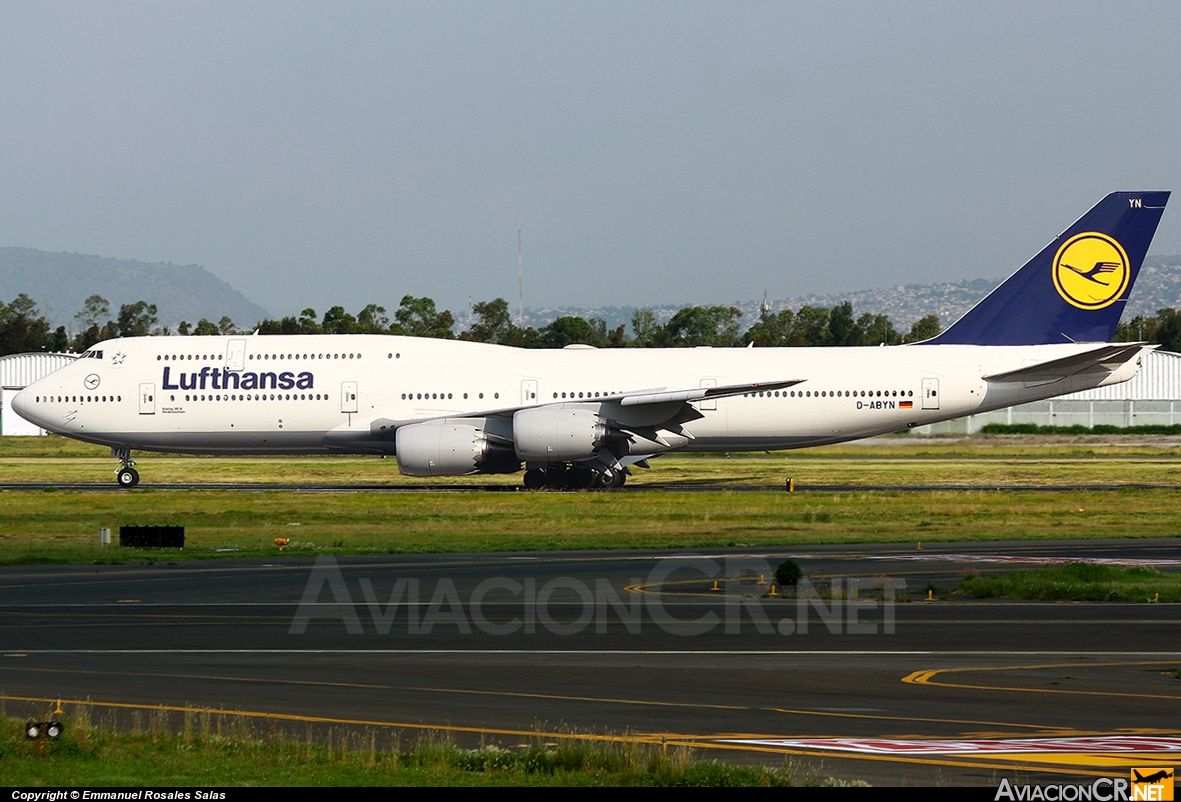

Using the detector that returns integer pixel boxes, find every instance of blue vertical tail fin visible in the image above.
[923,192,1170,345]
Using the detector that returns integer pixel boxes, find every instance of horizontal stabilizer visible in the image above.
[982,343,1149,385]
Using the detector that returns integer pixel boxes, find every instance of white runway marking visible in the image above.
[663,553,1181,567]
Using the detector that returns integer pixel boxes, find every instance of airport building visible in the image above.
[916,349,1181,434]
[0,352,78,435]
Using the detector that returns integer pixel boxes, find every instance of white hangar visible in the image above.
[1,353,78,435]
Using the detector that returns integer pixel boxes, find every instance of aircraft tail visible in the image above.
[923,192,1170,345]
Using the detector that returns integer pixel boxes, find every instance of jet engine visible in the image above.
[513,406,608,462]
[395,419,519,476]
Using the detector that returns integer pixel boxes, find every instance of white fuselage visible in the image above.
[12,335,1142,458]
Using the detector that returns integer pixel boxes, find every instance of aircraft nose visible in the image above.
[10,387,34,424]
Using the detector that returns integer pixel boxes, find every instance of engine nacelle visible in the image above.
[395,419,519,477]
[513,406,607,462]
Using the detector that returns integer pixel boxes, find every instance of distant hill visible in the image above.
[508,255,1181,333]
[0,248,270,330]
[6,245,1180,336]
[507,280,1001,334]
[782,255,1181,328]
[1125,256,1181,318]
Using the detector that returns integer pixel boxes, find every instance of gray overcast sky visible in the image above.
[2,1,1179,318]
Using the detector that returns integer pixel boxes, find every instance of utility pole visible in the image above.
[517,227,524,328]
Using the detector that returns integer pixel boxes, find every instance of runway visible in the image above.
[2,539,1179,785]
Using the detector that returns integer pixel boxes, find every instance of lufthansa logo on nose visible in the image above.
[84,374,101,390]
[1052,232,1130,310]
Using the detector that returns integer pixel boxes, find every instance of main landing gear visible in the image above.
[523,464,626,491]
[113,446,139,488]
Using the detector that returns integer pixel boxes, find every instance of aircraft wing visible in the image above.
[455,377,807,413]
[617,379,804,406]
[366,378,806,442]
[982,343,1151,386]
[398,378,806,419]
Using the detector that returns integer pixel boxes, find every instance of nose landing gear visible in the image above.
[112,446,139,488]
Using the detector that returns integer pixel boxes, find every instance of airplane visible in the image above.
[11,191,1171,490]
[1133,769,1174,785]
[1129,770,1176,784]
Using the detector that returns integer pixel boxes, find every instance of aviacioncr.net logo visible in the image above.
[1052,231,1130,310]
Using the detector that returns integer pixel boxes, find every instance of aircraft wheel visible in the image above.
[611,470,626,488]
[117,467,140,488]
[568,466,595,490]
[594,468,617,489]
[544,466,567,489]
[523,469,546,490]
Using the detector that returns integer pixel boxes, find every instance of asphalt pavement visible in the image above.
[2,539,1179,785]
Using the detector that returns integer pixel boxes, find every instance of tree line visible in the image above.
[1114,309,1181,351]
[1,294,163,356]
[454,301,944,348]
[9,287,1181,360]
[15,291,1181,357]
[238,296,944,349]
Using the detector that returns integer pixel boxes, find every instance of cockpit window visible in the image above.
[83,350,103,359]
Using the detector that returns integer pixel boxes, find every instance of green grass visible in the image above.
[0,714,839,786]
[2,437,1181,566]
[955,562,1181,602]
[1,487,1180,564]
[2,435,1181,564]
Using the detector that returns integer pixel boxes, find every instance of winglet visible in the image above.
[923,192,1169,345]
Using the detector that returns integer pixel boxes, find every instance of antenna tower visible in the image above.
[517,227,523,327]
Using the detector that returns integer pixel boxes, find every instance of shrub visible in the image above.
[775,559,803,587]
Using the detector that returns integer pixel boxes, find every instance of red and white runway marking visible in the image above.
[720,736,1181,755]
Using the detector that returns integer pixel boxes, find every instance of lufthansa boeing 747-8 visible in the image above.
[12,192,1170,488]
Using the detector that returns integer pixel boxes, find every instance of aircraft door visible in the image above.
[921,378,940,410]
[521,379,538,406]
[341,381,358,414]
[225,339,247,372]
[138,383,156,415]
[699,378,717,411]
